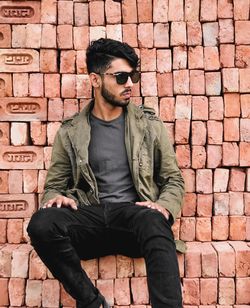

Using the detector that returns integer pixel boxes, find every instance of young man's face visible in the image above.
[100,58,135,107]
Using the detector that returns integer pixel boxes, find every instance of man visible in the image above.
[27,38,185,308]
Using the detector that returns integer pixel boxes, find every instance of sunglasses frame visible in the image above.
[100,71,140,85]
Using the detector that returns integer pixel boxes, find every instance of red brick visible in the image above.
[185,242,201,277]
[29,73,44,97]
[41,24,56,48]
[137,0,152,23]
[23,170,38,194]
[13,73,28,97]
[218,0,234,18]
[212,216,229,240]
[204,47,220,71]
[114,278,130,305]
[76,75,92,98]
[235,21,250,45]
[10,123,29,146]
[156,73,173,97]
[41,0,57,24]
[99,255,116,279]
[159,97,175,122]
[7,219,23,244]
[214,192,229,216]
[0,123,10,146]
[196,217,211,241]
[212,242,235,277]
[224,118,240,141]
[61,74,76,98]
[188,46,204,69]
[219,278,235,305]
[173,46,187,69]
[117,255,133,278]
[8,170,22,193]
[63,99,79,119]
[197,194,213,217]
[201,242,218,277]
[239,68,250,92]
[30,122,47,146]
[200,0,217,21]
[175,120,190,144]
[47,122,61,146]
[9,277,25,306]
[144,97,159,115]
[222,142,239,166]
[76,50,88,74]
[229,216,246,240]
[11,244,32,278]
[29,250,47,280]
[0,25,11,48]
[228,168,246,191]
[177,252,184,277]
[60,50,76,74]
[234,0,250,20]
[38,170,47,194]
[44,146,52,169]
[0,193,36,218]
[192,146,206,169]
[173,70,189,94]
[240,142,250,166]
[122,0,137,24]
[25,279,42,307]
[0,1,41,24]
[219,19,234,44]
[42,279,60,308]
[200,278,217,305]
[205,72,221,95]
[176,144,190,167]
[187,21,202,46]
[214,168,229,192]
[209,96,224,120]
[181,169,195,192]
[141,72,157,96]
[153,23,169,48]
[44,73,60,98]
[240,95,250,119]
[105,0,121,24]
[0,49,39,73]
[202,22,219,46]
[0,278,9,306]
[241,119,250,142]
[229,191,244,216]
[224,93,240,117]
[190,70,205,94]
[182,193,196,216]
[172,218,180,240]
[220,44,235,68]
[74,2,89,26]
[96,279,114,306]
[25,24,42,49]
[73,26,89,50]
[236,45,250,68]
[40,49,58,73]
[168,0,183,21]
[246,192,250,212]
[122,24,138,48]
[81,258,99,280]
[140,48,156,72]
[180,217,195,241]
[236,278,250,304]
[191,122,206,145]
[60,284,75,307]
[222,68,239,92]
[0,220,7,243]
[230,241,250,277]
[170,22,186,46]
[192,96,208,120]
[89,26,106,42]
[183,278,200,305]
[11,25,26,48]
[207,145,222,168]
[58,1,73,25]
[207,120,223,144]
[133,258,146,277]
[153,0,168,22]
[185,0,200,21]
[0,73,12,97]
[131,277,149,305]
[57,25,73,49]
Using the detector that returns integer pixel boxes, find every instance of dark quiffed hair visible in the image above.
[86,38,139,74]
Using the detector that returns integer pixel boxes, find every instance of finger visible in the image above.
[68,199,78,210]
[56,199,63,208]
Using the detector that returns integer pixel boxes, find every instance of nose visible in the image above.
[125,76,133,87]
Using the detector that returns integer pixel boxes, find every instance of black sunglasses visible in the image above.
[100,71,140,85]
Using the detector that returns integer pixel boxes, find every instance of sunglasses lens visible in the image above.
[116,73,129,85]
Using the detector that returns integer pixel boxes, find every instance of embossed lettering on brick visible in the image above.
[0,49,39,72]
[0,98,47,121]
[0,1,40,24]
[0,146,43,169]
[0,194,36,218]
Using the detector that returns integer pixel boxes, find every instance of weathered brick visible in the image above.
[131,277,149,305]
[230,241,250,277]
[205,72,221,96]
[196,217,211,241]
[41,24,57,48]
[200,0,217,21]
[0,25,11,48]
[137,0,152,23]
[192,96,208,120]
[185,0,200,21]
[29,73,44,97]
[197,194,213,217]
[121,0,137,24]
[214,168,229,192]
[141,72,157,96]
[173,70,189,94]
[25,279,42,307]
[222,142,239,166]
[29,250,47,280]
[180,217,195,241]
[176,145,191,168]
[187,21,202,45]
[153,23,169,48]
[117,255,133,278]
[185,242,201,277]
[219,19,234,44]
[224,118,240,141]
[0,73,12,97]
[212,242,235,277]
[236,277,250,304]
[228,167,246,191]
[41,0,57,24]
[218,278,235,305]
[0,194,36,218]
[73,26,89,50]
[58,1,73,25]
[42,279,60,308]
[7,219,23,244]
[201,242,218,277]
[8,278,25,306]
[170,22,186,46]
[168,0,184,21]
[114,278,130,305]
[96,279,114,306]
[0,123,10,146]
[182,193,196,217]
[0,219,7,243]
[13,73,28,97]
[173,46,187,69]
[220,44,235,68]
[183,278,200,305]
[212,216,229,240]
[57,25,73,49]
[207,120,223,144]
[0,278,9,306]
[209,96,224,120]
[188,46,204,69]
[200,278,217,305]
[202,22,219,46]
[11,244,32,278]
[30,122,47,146]
[204,47,220,71]
[181,169,195,192]
[190,70,205,95]
[240,142,250,166]
[235,21,250,45]
[207,145,222,168]
[99,255,116,279]
[10,123,29,146]
[122,24,138,48]
[74,2,89,27]
[234,0,250,20]
[175,120,190,144]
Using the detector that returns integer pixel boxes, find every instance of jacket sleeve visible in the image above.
[155,120,185,222]
[40,129,72,207]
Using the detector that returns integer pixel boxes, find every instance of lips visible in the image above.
[122,91,131,98]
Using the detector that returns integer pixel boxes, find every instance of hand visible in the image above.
[135,201,170,220]
[42,195,78,211]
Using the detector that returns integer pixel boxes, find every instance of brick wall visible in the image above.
[0,0,249,307]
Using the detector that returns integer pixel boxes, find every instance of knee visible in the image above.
[27,208,59,243]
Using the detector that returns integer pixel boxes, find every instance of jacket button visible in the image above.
[139,162,143,167]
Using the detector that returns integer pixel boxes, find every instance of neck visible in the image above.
[91,95,124,121]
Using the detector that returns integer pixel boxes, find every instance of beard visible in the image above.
[101,84,130,107]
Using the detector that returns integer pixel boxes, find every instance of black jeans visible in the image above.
[27,202,182,308]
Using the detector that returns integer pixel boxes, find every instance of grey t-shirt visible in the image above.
[88,112,138,203]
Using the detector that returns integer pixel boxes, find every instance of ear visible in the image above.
[89,72,101,88]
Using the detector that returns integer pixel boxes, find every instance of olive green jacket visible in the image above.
[41,101,186,252]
